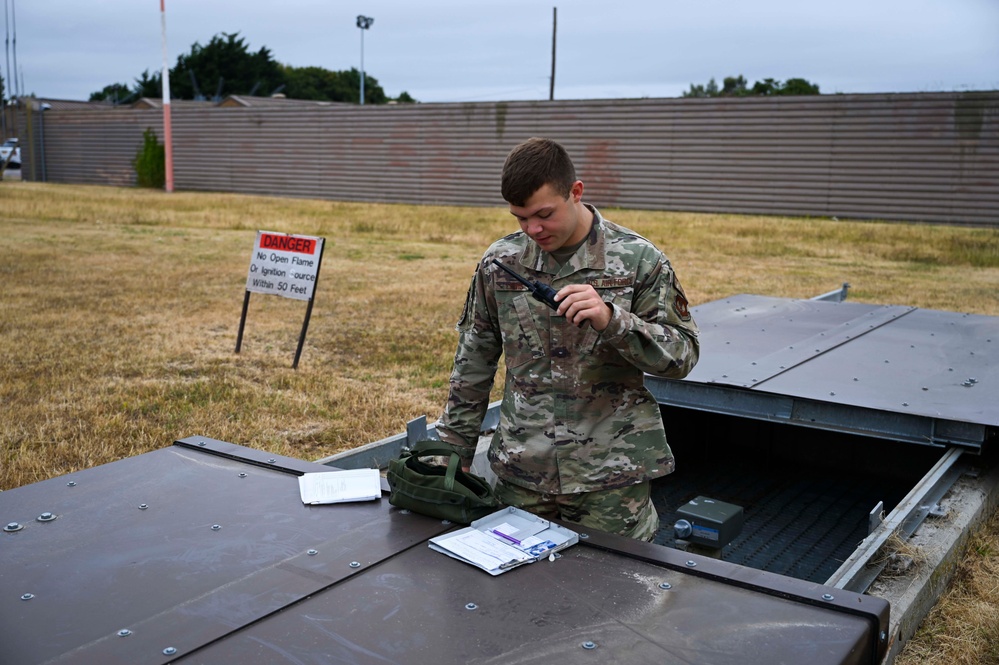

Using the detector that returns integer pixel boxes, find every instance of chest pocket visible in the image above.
[496,286,547,369]
[580,276,635,355]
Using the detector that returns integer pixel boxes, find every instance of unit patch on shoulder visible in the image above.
[672,274,692,321]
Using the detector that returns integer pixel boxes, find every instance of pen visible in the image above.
[492,529,521,545]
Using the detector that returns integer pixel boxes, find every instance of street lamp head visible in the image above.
[356,15,374,29]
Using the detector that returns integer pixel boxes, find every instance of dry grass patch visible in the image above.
[896,509,999,665]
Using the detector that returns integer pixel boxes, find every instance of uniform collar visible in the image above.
[520,204,607,278]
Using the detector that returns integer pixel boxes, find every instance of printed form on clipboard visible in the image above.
[428,506,579,575]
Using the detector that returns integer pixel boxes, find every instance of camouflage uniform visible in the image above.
[437,205,699,512]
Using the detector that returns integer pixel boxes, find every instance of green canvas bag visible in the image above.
[387,440,499,524]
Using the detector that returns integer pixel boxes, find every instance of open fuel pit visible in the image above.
[651,412,946,582]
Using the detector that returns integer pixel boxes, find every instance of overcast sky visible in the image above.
[6,0,999,103]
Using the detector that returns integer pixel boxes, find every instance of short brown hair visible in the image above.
[501,137,576,206]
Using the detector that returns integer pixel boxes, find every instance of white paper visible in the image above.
[433,529,532,572]
[298,469,381,504]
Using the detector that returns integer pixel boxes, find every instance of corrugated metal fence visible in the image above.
[16,91,999,225]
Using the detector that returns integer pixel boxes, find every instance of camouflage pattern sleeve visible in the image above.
[435,262,502,466]
[599,249,700,379]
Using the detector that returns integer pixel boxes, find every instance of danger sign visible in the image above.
[246,231,324,301]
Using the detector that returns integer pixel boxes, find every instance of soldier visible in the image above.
[436,137,699,541]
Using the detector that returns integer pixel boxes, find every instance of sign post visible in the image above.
[236,231,326,369]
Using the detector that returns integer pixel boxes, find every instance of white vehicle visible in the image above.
[1,137,20,168]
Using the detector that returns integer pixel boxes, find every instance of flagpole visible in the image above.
[160,0,174,192]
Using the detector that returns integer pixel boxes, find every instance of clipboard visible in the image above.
[428,506,579,575]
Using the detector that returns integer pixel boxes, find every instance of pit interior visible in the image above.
[650,405,946,583]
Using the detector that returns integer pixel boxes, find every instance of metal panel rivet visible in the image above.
[349,561,361,568]
[238,473,247,478]
[5,522,24,532]
[441,519,452,525]
[67,481,76,487]
[902,402,909,407]
[582,641,596,649]
[829,392,835,396]
[880,631,887,641]
[21,593,34,600]
[198,441,207,447]
[658,582,672,590]
[579,533,589,539]
[211,524,221,530]
[307,549,318,556]
[399,509,410,514]
[822,593,834,601]
[267,458,277,464]
[118,629,131,637]
[163,647,177,655]
[37,512,55,522]
[139,504,148,510]
[465,603,477,610]
[685,560,697,567]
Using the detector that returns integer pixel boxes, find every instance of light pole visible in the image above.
[38,101,50,182]
[356,15,373,105]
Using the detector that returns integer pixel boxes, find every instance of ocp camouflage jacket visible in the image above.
[437,206,699,494]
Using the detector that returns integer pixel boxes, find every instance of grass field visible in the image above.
[2,181,998,662]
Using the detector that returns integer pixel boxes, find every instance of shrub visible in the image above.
[133,128,165,188]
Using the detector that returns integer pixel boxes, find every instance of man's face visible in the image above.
[509,181,588,252]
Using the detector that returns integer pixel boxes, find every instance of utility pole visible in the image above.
[3,0,10,137]
[549,7,556,101]
[11,0,17,99]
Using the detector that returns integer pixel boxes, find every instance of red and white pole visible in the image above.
[160,0,174,192]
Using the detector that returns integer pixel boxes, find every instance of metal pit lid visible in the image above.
[648,295,998,450]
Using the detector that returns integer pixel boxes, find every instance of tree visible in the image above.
[170,32,283,100]
[394,91,416,104]
[721,75,748,96]
[90,82,133,104]
[281,64,390,104]
[90,70,161,104]
[751,78,780,96]
[133,70,162,99]
[684,75,820,98]
[682,78,719,98]
[90,31,405,105]
[780,78,820,95]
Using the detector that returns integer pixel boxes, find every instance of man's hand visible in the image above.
[555,284,613,331]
